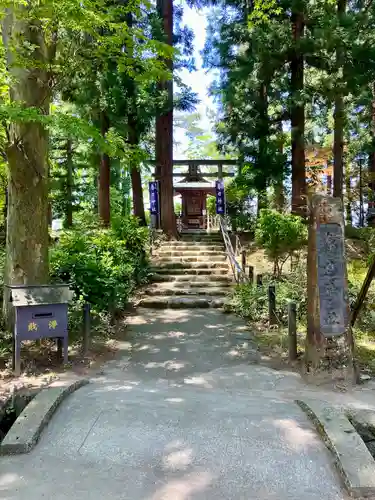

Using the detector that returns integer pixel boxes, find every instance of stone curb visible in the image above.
[0,378,89,455]
[296,399,375,498]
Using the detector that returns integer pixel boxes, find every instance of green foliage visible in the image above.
[230,256,375,365]
[203,0,375,205]
[230,267,307,323]
[345,226,375,259]
[207,181,256,231]
[255,210,307,275]
[206,195,216,216]
[225,178,255,232]
[174,200,182,215]
[50,215,150,314]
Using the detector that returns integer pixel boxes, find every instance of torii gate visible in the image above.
[148,159,237,231]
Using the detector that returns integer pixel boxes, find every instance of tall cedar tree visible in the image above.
[156,0,178,238]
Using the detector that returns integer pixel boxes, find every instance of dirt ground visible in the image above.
[0,322,130,409]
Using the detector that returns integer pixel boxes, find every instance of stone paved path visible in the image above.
[2,308,374,499]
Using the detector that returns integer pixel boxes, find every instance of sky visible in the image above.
[174,6,214,157]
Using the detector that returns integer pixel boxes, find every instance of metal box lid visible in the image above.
[6,284,73,306]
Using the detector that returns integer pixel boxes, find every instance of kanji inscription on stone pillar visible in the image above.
[304,194,356,385]
[315,198,347,337]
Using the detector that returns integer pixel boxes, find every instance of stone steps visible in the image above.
[151,274,231,283]
[137,295,226,309]
[157,242,224,248]
[152,261,228,270]
[151,268,229,276]
[153,256,227,264]
[156,244,225,251]
[141,233,230,309]
[178,238,223,243]
[154,250,225,258]
[144,286,229,297]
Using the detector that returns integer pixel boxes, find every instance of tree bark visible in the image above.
[125,12,146,226]
[2,9,50,323]
[345,162,352,225]
[368,82,375,226]
[155,0,177,238]
[99,112,111,227]
[274,120,285,211]
[257,190,267,217]
[333,97,345,199]
[65,139,73,228]
[130,159,146,225]
[333,0,346,200]
[290,10,306,216]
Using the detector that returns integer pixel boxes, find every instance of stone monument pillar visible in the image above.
[304,194,357,385]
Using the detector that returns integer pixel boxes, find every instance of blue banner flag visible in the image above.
[215,180,225,215]
[149,181,159,215]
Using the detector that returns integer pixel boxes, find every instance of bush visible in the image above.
[207,195,216,216]
[255,209,307,276]
[345,226,375,259]
[226,180,255,233]
[230,265,307,324]
[50,215,150,314]
[207,183,255,233]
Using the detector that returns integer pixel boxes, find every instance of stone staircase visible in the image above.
[138,233,232,308]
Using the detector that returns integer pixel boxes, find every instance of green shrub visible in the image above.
[226,180,255,233]
[255,209,307,276]
[207,195,216,216]
[50,215,150,314]
[230,265,307,324]
[345,226,375,259]
[207,184,255,233]
[229,258,375,334]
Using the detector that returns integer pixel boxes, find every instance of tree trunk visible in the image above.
[274,120,285,211]
[345,162,352,225]
[2,10,50,322]
[333,0,346,200]
[125,12,146,226]
[155,0,177,238]
[3,187,8,234]
[65,139,73,228]
[99,112,111,227]
[369,82,375,226]
[121,171,131,217]
[130,163,146,225]
[333,97,345,199]
[256,79,269,216]
[290,11,306,216]
[48,202,53,227]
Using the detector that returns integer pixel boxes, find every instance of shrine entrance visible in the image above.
[150,159,237,232]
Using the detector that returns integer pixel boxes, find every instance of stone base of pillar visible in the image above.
[302,333,358,386]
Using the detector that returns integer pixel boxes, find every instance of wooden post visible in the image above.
[304,194,356,385]
[326,175,332,195]
[350,254,375,328]
[83,302,91,355]
[268,285,277,325]
[256,274,263,287]
[241,250,246,271]
[218,162,223,180]
[288,301,297,361]
[249,265,254,284]
[57,338,63,361]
